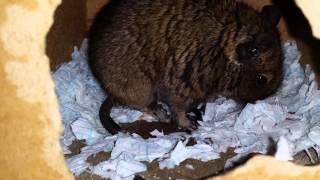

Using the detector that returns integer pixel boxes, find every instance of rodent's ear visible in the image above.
[261,5,281,26]
[236,4,258,25]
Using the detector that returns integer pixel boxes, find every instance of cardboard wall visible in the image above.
[0,0,73,179]
[46,0,87,70]
[46,0,109,70]
[87,0,109,30]
[296,0,320,39]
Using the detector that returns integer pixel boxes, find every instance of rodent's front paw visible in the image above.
[176,112,199,131]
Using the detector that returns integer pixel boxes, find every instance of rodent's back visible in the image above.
[88,0,232,95]
[89,0,283,133]
[89,0,283,103]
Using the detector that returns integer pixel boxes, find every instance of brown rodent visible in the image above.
[88,0,283,134]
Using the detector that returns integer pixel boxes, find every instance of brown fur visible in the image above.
[88,0,283,134]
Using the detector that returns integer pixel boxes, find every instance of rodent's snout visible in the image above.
[236,68,283,103]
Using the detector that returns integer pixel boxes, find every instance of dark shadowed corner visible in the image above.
[46,0,87,71]
[272,0,320,80]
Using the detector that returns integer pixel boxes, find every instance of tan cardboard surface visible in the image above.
[296,0,320,39]
[0,0,72,179]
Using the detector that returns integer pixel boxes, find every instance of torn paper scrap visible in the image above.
[275,136,294,161]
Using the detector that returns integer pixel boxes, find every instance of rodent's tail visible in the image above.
[99,96,121,134]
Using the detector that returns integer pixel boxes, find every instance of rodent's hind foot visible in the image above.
[146,101,173,123]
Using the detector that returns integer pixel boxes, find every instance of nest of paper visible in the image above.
[53,39,320,179]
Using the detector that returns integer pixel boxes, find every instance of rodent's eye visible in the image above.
[248,47,258,57]
[236,43,258,59]
[256,74,267,85]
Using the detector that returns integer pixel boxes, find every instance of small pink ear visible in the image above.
[261,5,281,26]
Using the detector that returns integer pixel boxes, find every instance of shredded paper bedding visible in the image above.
[53,39,320,179]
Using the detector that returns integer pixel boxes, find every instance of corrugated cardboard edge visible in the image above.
[0,0,73,179]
